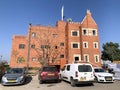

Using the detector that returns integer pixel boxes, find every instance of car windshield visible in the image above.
[7,68,23,74]
[43,67,57,72]
[94,68,105,72]
[78,65,92,72]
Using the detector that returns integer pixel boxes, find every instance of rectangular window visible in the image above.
[93,42,98,48]
[94,55,99,63]
[60,54,64,58]
[71,30,79,36]
[19,44,25,49]
[31,44,35,48]
[74,54,81,62]
[52,34,58,38]
[32,57,36,62]
[66,65,70,71]
[83,42,88,48]
[84,54,89,62]
[31,32,36,38]
[83,29,87,35]
[71,42,80,49]
[60,42,64,46]
[92,30,97,36]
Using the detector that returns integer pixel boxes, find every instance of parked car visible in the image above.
[1,68,27,85]
[0,65,5,80]
[59,62,95,86]
[94,67,115,83]
[38,66,59,84]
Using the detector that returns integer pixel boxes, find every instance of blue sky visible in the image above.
[0,0,120,62]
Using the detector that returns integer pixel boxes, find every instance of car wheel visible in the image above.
[70,78,75,87]
[39,80,43,84]
[95,76,98,82]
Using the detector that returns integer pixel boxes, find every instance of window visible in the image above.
[74,54,81,61]
[60,54,64,58]
[19,44,25,49]
[72,42,79,48]
[31,44,35,48]
[93,42,98,48]
[60,42,64,46]
[83,29,87,35]
[92,30,97,36]
[41,45,50,49]
[83,42,88,48]
[71,30,79,36]
[52,34,58,38]
[94,55,99,63]
[32,57,36,62]
[66,65,70,71]
[31,32,36,38]
[84,54,89,62]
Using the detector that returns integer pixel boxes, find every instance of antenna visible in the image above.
[61,6,64,21]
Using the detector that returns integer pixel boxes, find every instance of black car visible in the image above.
[1,68,26,85]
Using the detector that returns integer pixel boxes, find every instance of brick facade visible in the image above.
[10,10,101,68]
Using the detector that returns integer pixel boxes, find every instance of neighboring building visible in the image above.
[10,10,101,69]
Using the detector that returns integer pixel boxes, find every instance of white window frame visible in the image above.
[93,42,99,49]
[71,30,79,37]
[71,42,80,49]
[82,28,97,36]
[83,42,88,48]
[84,54,89,62]
[94,55,100,63]
[74,54,81,62]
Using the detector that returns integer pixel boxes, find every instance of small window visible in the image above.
[83,42,88,48]
[60,42,64,46]
[74,54,81,61]
[92,30,96,36]
[52,34,58,38]
[94,55,99,63]
[60,54,64,58]
[84,54,89,62]
[71,30,79,36]
[31,32,36,38]
[83,29,87,35]
[32,57,36,62]
[19,44,25,49]
[93,42,98,48]
[73,44,78,48]
[31,44,35,48]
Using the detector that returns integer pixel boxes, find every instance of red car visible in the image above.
[38,66,59,84]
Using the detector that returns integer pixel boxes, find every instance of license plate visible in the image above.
[48,74,54,76]
[106,78,112,80]
[8,80,16,82]
[80,77,86,81]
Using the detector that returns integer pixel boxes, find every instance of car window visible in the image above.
[7,68,23,74]
[66,65,70,71]
[78,65,92,72]
[43,67,57,72]
[94,68,105,72]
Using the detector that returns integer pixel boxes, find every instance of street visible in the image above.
[0,75,120,90]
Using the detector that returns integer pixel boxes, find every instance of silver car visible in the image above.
[1,68,26,85]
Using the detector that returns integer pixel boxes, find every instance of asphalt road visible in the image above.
[0,75,120,90]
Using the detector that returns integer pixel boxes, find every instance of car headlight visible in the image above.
[98,75,104,77]
[18,76,24,80]
[2,76,7,82]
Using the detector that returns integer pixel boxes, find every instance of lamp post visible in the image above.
[26,23,32,72]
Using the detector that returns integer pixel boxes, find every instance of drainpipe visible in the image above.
[26,23,32,72]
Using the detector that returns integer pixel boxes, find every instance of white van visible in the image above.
[59,62,95,86]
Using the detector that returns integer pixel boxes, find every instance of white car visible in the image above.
[94,67,114,83]
[59,63,95,86]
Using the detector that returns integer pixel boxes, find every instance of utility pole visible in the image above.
[26,23,32,72]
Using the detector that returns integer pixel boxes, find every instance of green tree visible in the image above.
[101,42,120,62]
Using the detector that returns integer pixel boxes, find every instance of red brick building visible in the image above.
[10,10,101,68]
